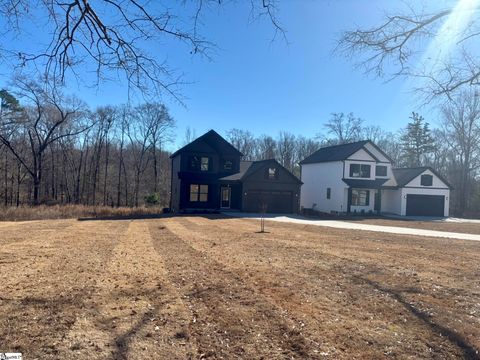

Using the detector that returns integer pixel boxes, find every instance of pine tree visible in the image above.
[400,112,436,167]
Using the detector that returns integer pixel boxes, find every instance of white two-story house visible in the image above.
[299,140,452,217]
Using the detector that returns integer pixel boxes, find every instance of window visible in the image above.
[266,167,277,180]
[351,189,370,206]
[376,165,387,177]
[223,160,233,170]
[200,157,209,171]
[189,184,208,202]
[350,164,371,178]
[188,156,209,171]
[421,174,433,186]
[326,188,331,199]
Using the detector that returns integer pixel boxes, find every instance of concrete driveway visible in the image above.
[224,212,480,242]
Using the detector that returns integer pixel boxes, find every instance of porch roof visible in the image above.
[342,178,389,189]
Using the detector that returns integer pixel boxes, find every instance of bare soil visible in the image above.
[1,215,479,359]
[348,217,480,235]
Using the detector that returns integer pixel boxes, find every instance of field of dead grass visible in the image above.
[0,204,162,221]
[0,215,479,359]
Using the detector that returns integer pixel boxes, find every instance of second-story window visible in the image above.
[267,167,277,180]
[201,157,209,171]
[189,156,209,171]
[223,160,233,170]
[350,164,371,178]
[376,165,387,177]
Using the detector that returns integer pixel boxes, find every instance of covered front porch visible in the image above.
[343,179,388,214]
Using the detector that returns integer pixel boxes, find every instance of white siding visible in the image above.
[364,142,390,163]
[348,148,375,161]
[404,169,450,189]
[300,162,347,213]
[381,189,402,215]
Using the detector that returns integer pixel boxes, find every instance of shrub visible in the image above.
[144,193,161,206]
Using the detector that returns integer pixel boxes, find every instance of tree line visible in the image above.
[2,80,480,217]
[0,79,175,208]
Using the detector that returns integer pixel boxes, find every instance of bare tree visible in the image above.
[255,135,277,160]
[276,131,296,172]
[135,103,175,193]
[226,128,256,160]
[440,90,480,215]
[0,79,89,204]
[338,3,480,101]
[321,112,364,144]
[0,0,284,98]
[182,126,197,146]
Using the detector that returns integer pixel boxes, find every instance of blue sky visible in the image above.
[1,0,448,150]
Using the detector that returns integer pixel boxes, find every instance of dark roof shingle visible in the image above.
[300,141,370,164]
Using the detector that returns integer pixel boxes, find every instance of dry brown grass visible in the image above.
[1,215,479,359]
[0,204,162,221]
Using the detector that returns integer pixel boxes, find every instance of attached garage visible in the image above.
[221,159,301,214]
[244,190,294,213]
[406,194,445,217]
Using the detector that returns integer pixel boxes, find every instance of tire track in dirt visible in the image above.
[0,219,130,359]
[58,220,194,360]
[167,218,388,358]
[188,216,479,282]
[151,218,319,359]
[179,216,478,359]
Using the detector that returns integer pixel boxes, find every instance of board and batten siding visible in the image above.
[363,142,390,163]
[300,162,346,213]
[400,169,450,216]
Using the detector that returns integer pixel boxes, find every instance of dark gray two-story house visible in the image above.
[170,130,302,213]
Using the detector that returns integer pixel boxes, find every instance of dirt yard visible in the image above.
[1,216,479,359]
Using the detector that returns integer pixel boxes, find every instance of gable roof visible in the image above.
[170,129,243,158]
[392,167,453,189]
[300,140,394,165]
[220,159,302,184]
[299,140,370,164]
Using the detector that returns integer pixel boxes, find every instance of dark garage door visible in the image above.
[406,194,445,217]
[245,190,293,213]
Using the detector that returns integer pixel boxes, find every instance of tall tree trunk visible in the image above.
[103,140,110,206]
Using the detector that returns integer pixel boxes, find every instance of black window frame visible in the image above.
[350,164,371,178]
[351,189,370,206]
[326,188,331,199]
[200,157,209,172]
[223,159,233,171]
[189,184,209,202]
[420,174,433,186]
[375,165,387,177]
[188,156,210,171]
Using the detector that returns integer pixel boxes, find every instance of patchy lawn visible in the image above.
[0,215,479,359]
[348,217,480,235]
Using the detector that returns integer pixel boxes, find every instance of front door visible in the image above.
[220,187,231,208]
